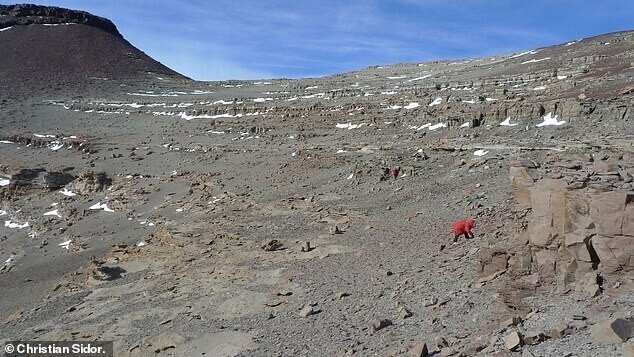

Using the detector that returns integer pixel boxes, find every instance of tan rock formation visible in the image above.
[510,154,633,285]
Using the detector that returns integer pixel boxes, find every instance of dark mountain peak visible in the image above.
[0,4,121,37]
[0,4,189,98]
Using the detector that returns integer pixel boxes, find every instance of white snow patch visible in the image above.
[404,102,420,109]
[462,99,476,104]
[336,123,366,130]
[536,112,565,127]
[34,133,56,138]
[413,122,446,131]
[89,202,114,212]
[0,178,10,186]
[5,220,29,229]
[49,141,64,150]
[557,75,568,80]
[302,93,326,99]
[127,91,180,97]
[521,57,551,64]
[179,112,243,120]
[347,174,354,180]
[387,75,407,80]
[44,209,62,218]
[253,97,273,102]
[429,98,442,107]
[0,26,14,32]
[0,210,6,216]
[0,140,13,144]
[152,111,176,116]
[59,240,72,250]
[59,188,76,196]
[460,122,470,128]
[191,90,214,95]
[474,149,489,156]
[428,122,447,131]
[176,208,184,212]
[500,117,518,126]
[533,86,547,91]
[412,124,430,131]
[407,74,432,82]
[509,50,538,59]
[485,98,498,102]
[136,241,147,247]
[381,91,397,95]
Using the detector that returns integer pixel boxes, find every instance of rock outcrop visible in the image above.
[509,152,634,285]
[0,4,121,37]
[65,170,112,195]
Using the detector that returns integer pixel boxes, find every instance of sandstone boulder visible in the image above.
[590,318,634,344]
[43,171,75,189]
[593,160,620,174]
[66,170,112,195]
[370,318,392,333]
[574,271,601,297]
[591,235,633,273]
[503,331,522,350]
[527,179,566,248]
[590,191,633,237]
[510,156,634,282]
[409,341,429,357]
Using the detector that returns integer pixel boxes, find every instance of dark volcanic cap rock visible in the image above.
[0,4,189,98]
[0,4,121,37]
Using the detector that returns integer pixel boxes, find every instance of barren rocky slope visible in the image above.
[0,5,633,357]
[0,4,188,100]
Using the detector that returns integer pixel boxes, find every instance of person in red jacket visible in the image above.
[453,219,475,243]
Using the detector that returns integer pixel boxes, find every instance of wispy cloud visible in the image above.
[2,0,633,80]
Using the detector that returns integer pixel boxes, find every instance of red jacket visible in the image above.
[454,219,475,237]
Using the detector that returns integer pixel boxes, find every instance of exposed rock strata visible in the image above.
[509,152,633,284]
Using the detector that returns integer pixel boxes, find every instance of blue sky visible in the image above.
[3,1,633,80]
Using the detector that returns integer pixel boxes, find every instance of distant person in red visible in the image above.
[392,167,399,179]
[453,219,475,243]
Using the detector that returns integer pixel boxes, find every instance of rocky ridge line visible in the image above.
[0,4,121,37]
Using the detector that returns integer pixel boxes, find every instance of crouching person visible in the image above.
[453,219,475,243]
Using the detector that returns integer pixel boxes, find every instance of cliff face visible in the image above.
[509,152,634,285]
[0,4,121,37]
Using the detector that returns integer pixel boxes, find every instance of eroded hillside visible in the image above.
[0,17,632,356]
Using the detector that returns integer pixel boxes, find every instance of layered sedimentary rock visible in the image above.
[510,152,633,284]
